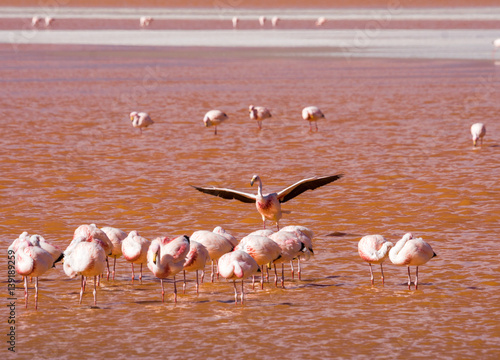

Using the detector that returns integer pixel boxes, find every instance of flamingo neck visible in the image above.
[389,234,411,264]
[256,176,263,197]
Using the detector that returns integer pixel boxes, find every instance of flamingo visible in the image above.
[130,111,154,134]
[232,16,239,29]
[315,17,327,26]
[259,16,266,27]
[44,17,54,27]
[121,230,151,282]
[389,233,437,290]
[280,225,314,280]
[302,106,325,131]
[192,174,343,230]
[9,231,31,254]
[235,234,282,289]
[190,229,234,282]
[492,38,500,58]
[28,234,63,267]
[249,105,272,129]
[182,240,210,294]
[269,230,311,287]
[358,235,394,285]
[31,16,42,27]
[63,235,108,306]
[218,250,259,304]
[73,224,112,281]
[271,16,280,27]
[147,235,190,303]
[15,240,54,309]
[203,110,228,135]
[470,123,486,148]
[140,16,153,27]
[213,226,238,247]
[101,226,127,280]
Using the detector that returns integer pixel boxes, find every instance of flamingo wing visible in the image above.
[277,174,344,203]
[191,185,257,204]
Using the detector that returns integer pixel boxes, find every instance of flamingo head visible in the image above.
[203,116,212,128]
[402,233,413,241]
[250,174,260,187]
[130,112,138,121]
[248,105,255,113]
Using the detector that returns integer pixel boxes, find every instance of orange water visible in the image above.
[1,43,500,359]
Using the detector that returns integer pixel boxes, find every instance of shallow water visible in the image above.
[1,10,500,360]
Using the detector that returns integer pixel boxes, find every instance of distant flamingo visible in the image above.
[358,235,394,285]
[492,38,500,58]
[31,16,42,27]
[218,250,259,304]
[140,16,153,27]
[470,123,486,148]
[315,17,327,26]
[232,16,239,29]
[302,106,325,131]
[203,110,228,135]
[15,240,54,309]
[63,235,107,305]
[249,105,272,129]
[271,16,280,27]
[259,16,266,27]
[44,17,54,27]
[147,235,190,303]
[190,229,234,282]
[235,234,282,289]
[182,240,210,294]
[121,230,151,282]
[101,226,127,280]
[269,230,309,288]
[389,233,437,290]
[130,111,154,134]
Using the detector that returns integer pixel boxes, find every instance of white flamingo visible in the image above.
[389,233,437,290]
[121,230,151,282]
[315,17,326,26]
[203,110,228,135]
[130,111,154,134]
[259,16,266,27]
[101,226,127,280]
[232,16,239,29]
[358,235,394,285]
[140,16,153,27]
[218,250,259,304]
[302,106,325,131]
[249,105,272,129]
[182,240,210,294]
[470,123,486,148]
[271,16,280,27]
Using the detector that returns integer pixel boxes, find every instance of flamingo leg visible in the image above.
[161,279,165,303]
[183,270,187,294]
[369,263,374,285]
[290,260,294,280]
[93,276,97,306]
[173,275,177,303]
[260,265,264,290]
[139,263,143,283]
[211,260,215,283]
[415,266,419,290]
[281,263,285,289]
[195,270,200,295]
[201,270,205,284]
[83,276,86,292]
[252,275,255,289]
[131,263,135,282]
[266,265,270,282]
[298,257,302,281]
[380,263,385,285]
[214,126,217,135]
[407,267,412,290]
[274,264,278,287]
[233,280,238,305]
[79,276,84,304]
[24,276,28,309]
[35,277,39,310]
[106,256,110,281]
[112,257,116,281]
[241,279,245,304]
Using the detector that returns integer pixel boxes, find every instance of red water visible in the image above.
[1,13,500,360]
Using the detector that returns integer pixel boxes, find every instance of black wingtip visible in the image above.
[433,252,437,258]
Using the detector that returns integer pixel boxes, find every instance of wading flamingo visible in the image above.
[358,235,394,285]
[302,106,325,131]
[121,230,151,282]
[15,240,54,309]
[492,38,500,58]
[63,235,107,306]
[218,250,259,304]
[190,229,234,282]
[44,17,54,27]
[101,226,128,280]
[389,233,437,290]
[271,16,280,27]
[192,174,343,230]
[249,105,272,129]
[203,110,228,135]
[147,235,190,303]
[182,240,210,294]
[259,16,266,26]
[130,111,154,134]
[235,234,282,289]
[31,16,42,27]
[73,224,112,281]
[315,17,326,26]
[470,123,486,148]
[140,16,153,27]
[280,225,314,280]
[232,16,239,29]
